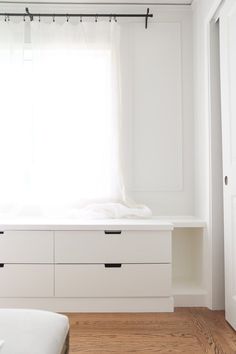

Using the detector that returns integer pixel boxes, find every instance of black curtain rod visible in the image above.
[1,7,153,28]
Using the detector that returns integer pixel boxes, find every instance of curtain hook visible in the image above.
[39,15,41,22]
[109,15,112,23]
[95,15,98,23]
[66,15,69,22]
[114,16,117,23]
[53,15,55,22]
[8,15,10,22]
[23,15,25,22]
[80,15,82,23]
[4,14,7,22]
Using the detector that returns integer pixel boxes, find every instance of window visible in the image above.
[0,22,122,216]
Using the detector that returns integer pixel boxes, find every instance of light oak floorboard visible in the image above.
[65,308,236,354]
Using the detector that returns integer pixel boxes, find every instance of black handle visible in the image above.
[0,231,4,235]
[225,176,228,186]
[104,230,122,235]
[104,264,122,268]
[0,264,5,268]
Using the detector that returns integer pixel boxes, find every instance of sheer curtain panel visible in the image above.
[0,20,123,217]
[0,18,151,219]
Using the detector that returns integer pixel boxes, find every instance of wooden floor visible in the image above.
[67,308,236,354]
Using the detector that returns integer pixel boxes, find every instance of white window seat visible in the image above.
[0,216,205,230]
[0,217,206,312]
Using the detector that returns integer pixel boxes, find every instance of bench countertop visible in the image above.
[0,216,206,231]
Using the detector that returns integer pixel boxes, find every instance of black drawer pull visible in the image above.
[0,231,4,235]
[104,230,122,235]
[0,264,4,268]
[105,264,122,268]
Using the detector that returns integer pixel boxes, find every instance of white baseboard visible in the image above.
[0,297,174,312]
[174,294,207,307]
[1,295,208,311]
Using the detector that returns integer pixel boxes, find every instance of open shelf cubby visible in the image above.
[172,226,206,307]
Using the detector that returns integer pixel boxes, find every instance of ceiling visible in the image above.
[0,0,193,4]
[152,0,192,3]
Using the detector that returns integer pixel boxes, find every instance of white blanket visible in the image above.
[0,309,69,354]
[67,202,152,219]
[0,202,152,220]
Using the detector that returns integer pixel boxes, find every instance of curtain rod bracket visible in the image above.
[25,7,33,21]
[145,8,149,29]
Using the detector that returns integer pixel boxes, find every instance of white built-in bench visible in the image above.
[0,217,206,312]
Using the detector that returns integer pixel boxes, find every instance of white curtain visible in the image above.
[0,18,151,219]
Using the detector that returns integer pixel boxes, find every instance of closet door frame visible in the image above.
[219,0,236,330]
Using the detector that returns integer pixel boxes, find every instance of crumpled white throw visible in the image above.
[68,202,152,219]
[0,202,152,220]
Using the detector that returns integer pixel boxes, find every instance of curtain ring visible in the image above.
[67,15,69,22]
[4,15,7,22]
[109,15,112,23]
[80,16,82,23]
[53,15,55,22]
[114,16,117,23]
[23,15,25,22]
[8,15,10,22]
[95,15,98,23]
[39,15,41,22]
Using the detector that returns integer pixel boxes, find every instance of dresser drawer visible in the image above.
[55,230,171,264]
[0,231,54,263]
[55,264,171,298]
[0,264,54,297]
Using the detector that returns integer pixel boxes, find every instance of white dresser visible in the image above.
[0,220,173,312]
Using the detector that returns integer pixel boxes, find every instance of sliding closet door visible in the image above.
[220,0,236,330]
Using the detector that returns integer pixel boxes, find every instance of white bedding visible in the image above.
[0,309,69,354]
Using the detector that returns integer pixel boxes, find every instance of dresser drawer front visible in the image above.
[0,231,54,263]
[55,264,171,298]
[55,231,171,264]
[0,264,54,297]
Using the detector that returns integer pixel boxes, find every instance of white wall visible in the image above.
[192,0,225,309]
[1,3,194,216]
[120,6,194,216]
[209,19,225,310]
